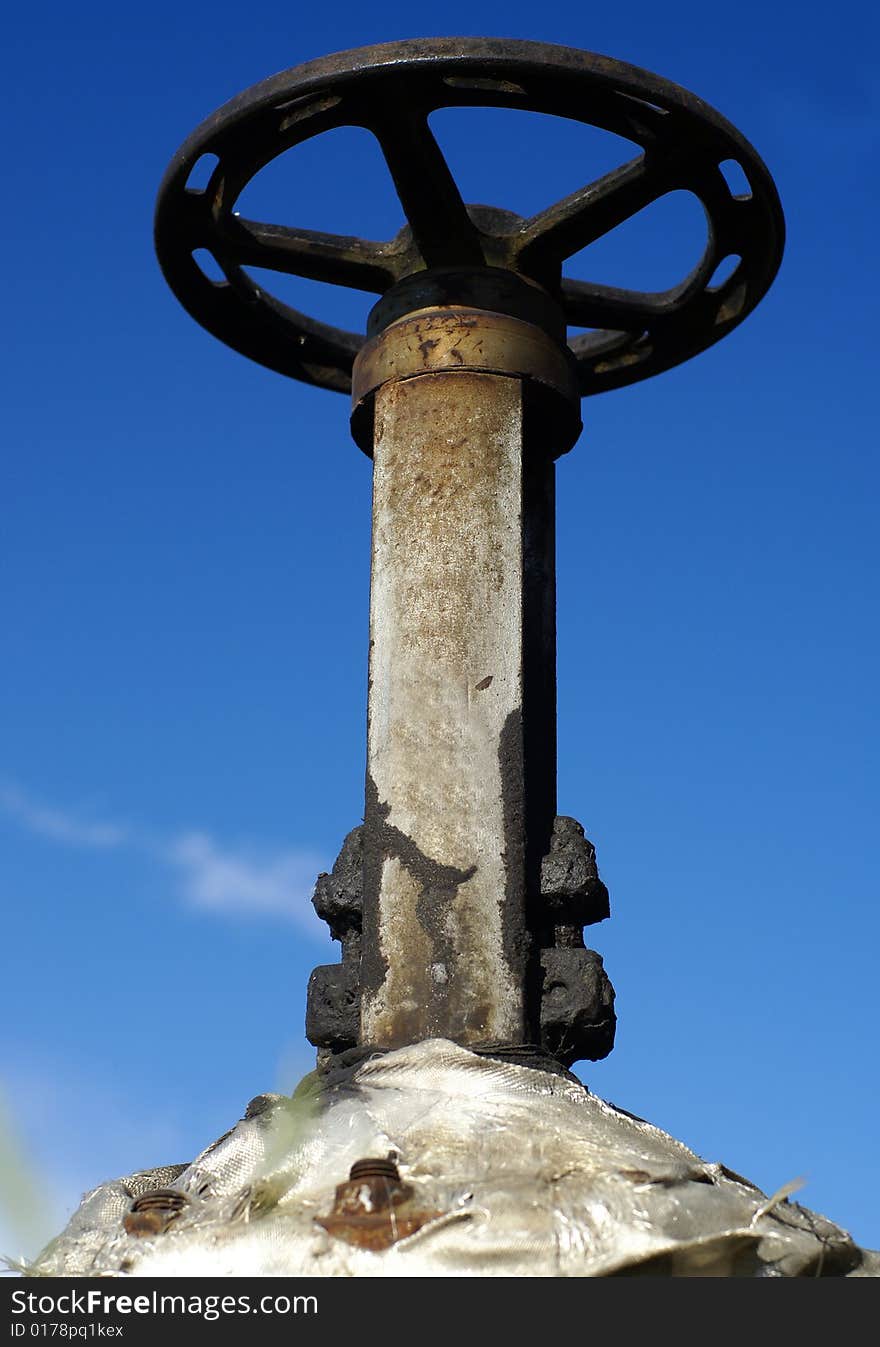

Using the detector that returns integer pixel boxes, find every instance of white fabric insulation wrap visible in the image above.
[29,1040,878,1277]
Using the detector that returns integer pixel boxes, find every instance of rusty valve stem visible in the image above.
[352,283,580,1053]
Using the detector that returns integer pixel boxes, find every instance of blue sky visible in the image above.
[2,2,878,1263]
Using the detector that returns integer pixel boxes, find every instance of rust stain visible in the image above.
[315,1158,443,1251]
[123,1189,189,1238]
[377,373,513,621]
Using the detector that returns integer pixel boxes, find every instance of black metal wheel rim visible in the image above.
[154,38,785,397]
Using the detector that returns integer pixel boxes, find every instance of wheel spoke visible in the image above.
[562,280,660,331]
[562,254,712,330]
[517,151,679,270]
[215,217,398,293]
[370,105,485,268]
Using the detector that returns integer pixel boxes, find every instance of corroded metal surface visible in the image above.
[122,1190,189,1239]
[350,305,581,455]
[307,818,616,1067]
[361,371,533,1048]
[315,1158,443,1251]
[306,826,363,1053]
[29,1043,878,1279]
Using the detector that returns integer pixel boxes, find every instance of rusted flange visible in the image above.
[351,306,582,456]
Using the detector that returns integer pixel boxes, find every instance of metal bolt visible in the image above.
[348,1157,401,1183]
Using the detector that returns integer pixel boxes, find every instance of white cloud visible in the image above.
[168,831,326,928]
[0,783,129,850]
[0,779,327,934]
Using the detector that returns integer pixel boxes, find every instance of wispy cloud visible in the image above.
[0,779,327,934]
[0,783,130,850]
[169,831,325,922]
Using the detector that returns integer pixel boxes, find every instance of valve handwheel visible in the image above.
[155,38,784,401]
